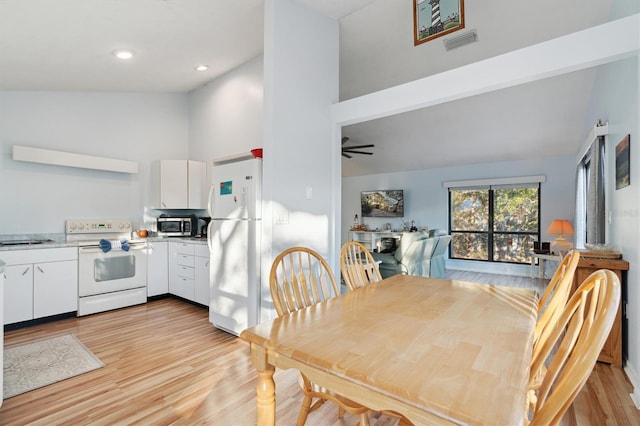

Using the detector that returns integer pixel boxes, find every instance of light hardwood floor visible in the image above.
[1,272,638,425]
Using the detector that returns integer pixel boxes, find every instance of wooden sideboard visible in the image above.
[571,254,629,367]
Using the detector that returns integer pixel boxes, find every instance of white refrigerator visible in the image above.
[207,158,262,336]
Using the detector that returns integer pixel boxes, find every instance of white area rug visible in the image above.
[3,334,104,398]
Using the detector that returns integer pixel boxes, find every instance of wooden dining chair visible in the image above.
[340,241,383,291]
[532,250,581,356]
[269,246,371,426]
[528,250,580,409]
[527,269,620,425]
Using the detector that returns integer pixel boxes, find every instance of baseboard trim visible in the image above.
[624,364,640,409]
[446,259,532,277]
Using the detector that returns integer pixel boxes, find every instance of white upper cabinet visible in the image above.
[153,160,206,209]
[159,160,187,208]
[187,160,207,209]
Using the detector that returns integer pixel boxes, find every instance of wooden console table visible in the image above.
[348,230,403,252]
[529,252,562,278]
[572,253,629,366]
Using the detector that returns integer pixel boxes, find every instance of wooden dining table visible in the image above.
[240,274,538,425]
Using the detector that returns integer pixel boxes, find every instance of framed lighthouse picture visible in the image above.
[414,0,465,46]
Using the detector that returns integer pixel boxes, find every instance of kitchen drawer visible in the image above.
[194,244,209,258]
[175,243,195,256]
[171,275,195,300]
[177,253,195,267]
[176,265,195,279]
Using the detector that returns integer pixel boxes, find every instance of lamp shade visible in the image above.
[546,219,574,237]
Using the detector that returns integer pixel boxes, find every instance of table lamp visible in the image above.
[546,219,574,255]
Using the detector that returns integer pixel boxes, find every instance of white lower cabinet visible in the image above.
[2,248,78,325]
[4,264,34,324]
[0,265,4,404]
[168,241,209,306]
[33,260,78,318]
[147,241,169,296]
[194,245,210,306]
[169,241,195,300]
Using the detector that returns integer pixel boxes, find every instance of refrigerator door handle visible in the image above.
[210,217,260,221]
[207,184,216,217]
[207,221,214,253]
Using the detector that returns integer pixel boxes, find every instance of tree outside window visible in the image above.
[449,184,540,263]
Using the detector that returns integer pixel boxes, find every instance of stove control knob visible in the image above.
[69,223,77,231]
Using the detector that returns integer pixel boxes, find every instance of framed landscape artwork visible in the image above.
[414,0,465,46]
[361,190,404,218]
[616,134,630,190]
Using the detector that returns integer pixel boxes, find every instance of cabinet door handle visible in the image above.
[22,267,31,276]
[205,261,209,267]
[37,266,44,274]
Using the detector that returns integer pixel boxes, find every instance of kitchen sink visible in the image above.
[0,239,54,246]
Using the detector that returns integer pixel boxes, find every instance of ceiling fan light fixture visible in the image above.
[443,29,478,51]
[341,136,375,158]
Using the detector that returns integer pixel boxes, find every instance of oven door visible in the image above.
[78,243,147,297]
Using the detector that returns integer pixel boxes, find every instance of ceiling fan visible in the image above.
[342,136,374,158]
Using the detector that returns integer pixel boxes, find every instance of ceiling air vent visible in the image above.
[443,29,478,51]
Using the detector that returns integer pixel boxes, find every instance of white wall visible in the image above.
[0,91,189,234]
[262,0,339,298]
[188,55,264,168]
[578,0,640,403]
[586,55,640,398]
[343,155,576,275]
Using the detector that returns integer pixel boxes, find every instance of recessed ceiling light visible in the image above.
[113,49,134,60]
[195,65,209,71]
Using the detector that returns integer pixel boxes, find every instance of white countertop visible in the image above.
[0,234,208,252]
[145,236,208,245]
[0,240,77,252]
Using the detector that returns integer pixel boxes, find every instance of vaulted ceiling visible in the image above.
[0,0,624,176]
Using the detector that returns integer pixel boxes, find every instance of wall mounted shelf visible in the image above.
[13,145,139,174]
[212,151,256,166]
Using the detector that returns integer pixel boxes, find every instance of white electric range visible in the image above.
[66,219,147,316]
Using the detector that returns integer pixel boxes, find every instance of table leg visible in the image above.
[530,256,535,279]
[251,344,276,425]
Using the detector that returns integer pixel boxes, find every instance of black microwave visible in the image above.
[156,214,197,237]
